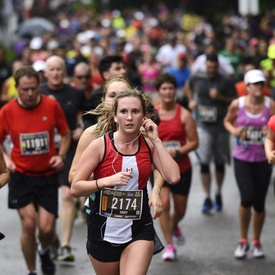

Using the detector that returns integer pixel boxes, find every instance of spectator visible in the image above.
[1,60,23,104]
[126,34,143,88]
[0,48,12,107]
[191,42,235,77]
[65,36,88,78]
[260,44,275,88]
[156,34,187,70]
[242,38,265,67]
[219,37,243,80]
[72,62,93,98]
[165,52,191,108]
[88,52,104,91]
[138,45,161,104]
[29,36,48,62]
[32,60,47,83]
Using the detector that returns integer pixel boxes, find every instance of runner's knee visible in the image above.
[215,163,225,173]
[200,164,210,174]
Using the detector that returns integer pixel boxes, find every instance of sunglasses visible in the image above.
[75,75,90,80]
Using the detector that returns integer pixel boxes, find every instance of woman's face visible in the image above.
[89,53,99,65]
[247,82,265,98]
[115,96,144,133]
[104,81,130,103]
[158,82,176,103]
[143,51,153,62]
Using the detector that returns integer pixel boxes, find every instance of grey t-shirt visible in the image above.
[189,72,237,128]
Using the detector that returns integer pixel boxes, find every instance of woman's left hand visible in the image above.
[149,190,163,220]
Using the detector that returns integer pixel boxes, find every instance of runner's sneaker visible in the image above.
[234,241,249,260]
[50,237,60,261]
[172,226,185,246]
[202,197,213,214]
[252,242,265,259]
[28,272,37,275]
[58,245,75,262]
[161,244,177,261]
[214,193,222,212]
[38,249,56,275]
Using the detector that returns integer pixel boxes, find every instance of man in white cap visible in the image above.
[29,37,48,62]
[32,60,47,83]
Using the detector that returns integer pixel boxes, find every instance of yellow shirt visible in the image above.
[6,77,18,101]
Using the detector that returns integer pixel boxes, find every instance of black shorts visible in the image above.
[233,158,272,211]
[58,141,77,187]
[8,171,59,217]
[163,168,192,196]
[86,223,156,262]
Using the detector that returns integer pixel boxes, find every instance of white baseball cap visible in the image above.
[244,69,266,84]
[32,60,46,72]
[29,37,43,50]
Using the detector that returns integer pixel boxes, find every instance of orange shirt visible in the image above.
[235,80,270,97]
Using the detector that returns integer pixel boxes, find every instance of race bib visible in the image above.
[197,105,218,122]
[240,127,264,145]
[20,131,50,155]
[99,188,143,220]
[162,141,180,150]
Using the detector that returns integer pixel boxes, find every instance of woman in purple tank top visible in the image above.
[224,69,275,260]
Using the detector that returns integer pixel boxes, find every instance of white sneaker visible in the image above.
[252,243,265,259]
[234,241,249,259]
[161,244,177,261]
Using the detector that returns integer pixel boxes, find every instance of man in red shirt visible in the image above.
[0,66,70,275]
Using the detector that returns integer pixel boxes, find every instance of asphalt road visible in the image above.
[1,153,275,275]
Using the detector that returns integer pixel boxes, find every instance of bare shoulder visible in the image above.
[228,98,239,110]
[83,135,105,159]
[180,105,193,120]
[81,124,97,141]
[83,124,97,137]
[87,134,104,148]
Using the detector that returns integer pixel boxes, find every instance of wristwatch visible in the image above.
[175,149,181,158]
[58,154,66,161]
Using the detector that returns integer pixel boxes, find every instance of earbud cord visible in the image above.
[110,132,141,174]
[100,131,141,243]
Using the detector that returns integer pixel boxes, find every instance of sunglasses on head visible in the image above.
[75,75,90,80]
